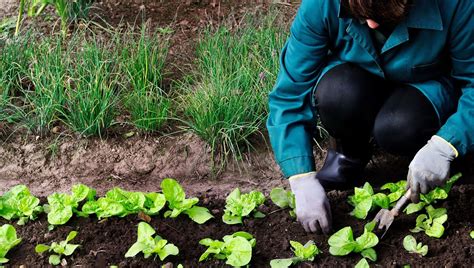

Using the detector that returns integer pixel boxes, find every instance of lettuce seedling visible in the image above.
[410,205,447,238]
[82,188,166,219]
[355,258,370,268]
[35,231,80,265]
[222,188,265,224]
[44,184,96,225]
[270,187,296,218]
[348,182,390,219]
[161,178,213,224]
[0,224,22,264]
[405,173,461,215]
[403,235,428,256]
[380,180,407,205]
[199,231,256,267]
[328,221,379,262]
[470,230,474,239]
[0,185,43,225]
[125,222,179,261]
[270,240,320,268]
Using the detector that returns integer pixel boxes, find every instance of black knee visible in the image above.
[374,87,439,155]
[314,63,387,139]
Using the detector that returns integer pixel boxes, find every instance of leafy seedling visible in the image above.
[199,231,256,267]
[328,221,379,262]
[405,173,461,214]
[82,188,166,219]
[470,230,474,239]
[35,231,80,265]
[161,178,213,224]
[0,224,22,264]
[410,205,447,238]
[0,185,43,225]
[270,187,296,218]
[222,188,265,224]
[403,235,428,256]
[44,184,96,226]
[348,182,390,219]
[125,222,179,260]
[270,240,320,267]
[380,180,407,205]
[355,258,370,268]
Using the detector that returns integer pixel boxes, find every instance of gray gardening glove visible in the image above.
[289,172,332,234]
[407,135,458,203]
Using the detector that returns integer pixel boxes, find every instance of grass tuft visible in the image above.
[60,35,120,137]
[181,13,286,162]
[120,26,171,132]
[24,37,67,133]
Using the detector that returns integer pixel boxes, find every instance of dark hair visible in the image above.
[343,0,412,25]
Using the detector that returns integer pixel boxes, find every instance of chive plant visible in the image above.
[0,35,33,124]
[181,13,286,163]
[24,37,67,134]
[120,26,171,132]
[61,35,119,137]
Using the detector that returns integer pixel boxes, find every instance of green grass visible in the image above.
[180,14,286,162]
[120,26,171,132]
[23,37,67,133]
[60,34,120,137]
[0,34,34,124]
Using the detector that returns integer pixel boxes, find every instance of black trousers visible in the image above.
[314,63,440,157]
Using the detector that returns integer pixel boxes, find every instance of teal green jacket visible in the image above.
[267,0,474,178]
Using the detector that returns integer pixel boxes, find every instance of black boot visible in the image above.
[316,138,371,190]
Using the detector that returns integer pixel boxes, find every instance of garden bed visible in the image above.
[5,184,473,267]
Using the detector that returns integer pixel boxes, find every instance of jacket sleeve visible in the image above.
[436,0,474,156]
[266,0,330,178]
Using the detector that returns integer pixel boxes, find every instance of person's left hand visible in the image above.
[407,135,458,203]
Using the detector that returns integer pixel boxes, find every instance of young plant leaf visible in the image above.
[0,185,43,225]
[381,180,407,204]
[404,173,461,215]
[125,222,179,261]
[0,224,22,263]
[46,184,96,225]
[403,235,428,256]
[270,188,296,218]
[355,258,370,268]
[270,258,294,268]
[199,231,255,266]
[222,188,266,225]
[35,230,80,265]
[329,224,379,261]
[161,178,213,224]
[328,227,356,256]
[348,182,390,219]
[409,205,447,238]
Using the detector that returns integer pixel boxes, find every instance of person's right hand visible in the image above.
[289,172,332,234]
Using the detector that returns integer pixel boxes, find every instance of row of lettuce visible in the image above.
[0,174,472,267]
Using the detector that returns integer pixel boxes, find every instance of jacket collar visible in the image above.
[338,0,443,31]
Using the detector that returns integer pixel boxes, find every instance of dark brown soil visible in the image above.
[5,184,474,267]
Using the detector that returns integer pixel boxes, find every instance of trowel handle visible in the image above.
[392,188,412,216]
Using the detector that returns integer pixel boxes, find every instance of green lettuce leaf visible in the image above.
[0,224,22,263]
[0,185,43,224]
[355,258,370,268]
[403,235,428,256]
[125,222,179,260]
[222,188,265,225]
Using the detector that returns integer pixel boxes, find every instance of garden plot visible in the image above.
[1,178,473,267]
[1,1,473,267]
